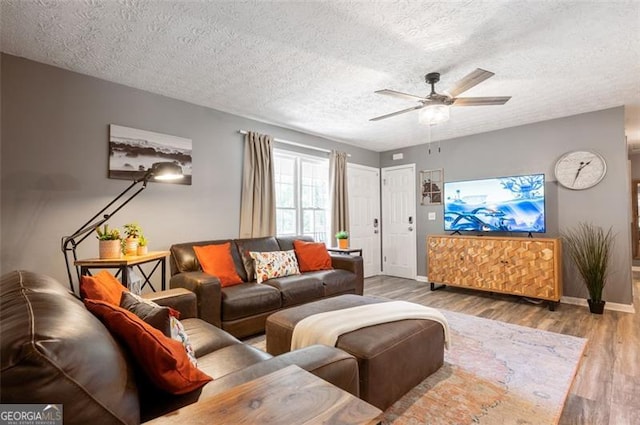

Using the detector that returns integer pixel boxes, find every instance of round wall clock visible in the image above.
[554,150,607,190]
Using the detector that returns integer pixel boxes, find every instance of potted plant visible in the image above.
[562,222,615,314]
[335,230,349,249]
[123,222,143,256]
[137,235,148,256]
[95,224,122,259]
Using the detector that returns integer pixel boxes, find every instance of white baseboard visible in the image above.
[561,296,635,314]
[415,275,429,283]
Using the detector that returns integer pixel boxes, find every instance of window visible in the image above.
[274,150,329,243]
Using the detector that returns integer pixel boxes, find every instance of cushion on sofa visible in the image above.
[193,243,243,287]
[84,299,212,395]
[180,317,242,357]
[293,240,333,272]
[121,291,172,336]
[171,239,247,282]
[250,250,301,283]
[235,236,280,280]
[80,270,127,304]
[263,274,325,307]
[306,269,358,296]
[1,271,140,425]
[220,282,281,321]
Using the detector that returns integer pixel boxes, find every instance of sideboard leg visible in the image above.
[430,282,446,291]
[548,301,558,311]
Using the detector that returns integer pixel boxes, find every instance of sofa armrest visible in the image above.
[142,288,197,319]
[170,272,222,327]
[330,254,364,295]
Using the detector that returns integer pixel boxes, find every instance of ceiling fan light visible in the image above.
[419,104,450,125]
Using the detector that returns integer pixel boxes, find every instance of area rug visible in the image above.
[248,310,587,425]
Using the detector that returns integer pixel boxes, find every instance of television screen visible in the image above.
[443,174,545,233]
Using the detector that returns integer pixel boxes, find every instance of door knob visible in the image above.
[374,229,379,234]
[408,226,413,231]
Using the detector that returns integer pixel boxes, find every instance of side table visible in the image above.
[146,365,382,425]
[75,251,169,292]
[328,247,363,256]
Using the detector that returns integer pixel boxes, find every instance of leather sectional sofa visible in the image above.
[169,235,364,338]
[0,270,360,425]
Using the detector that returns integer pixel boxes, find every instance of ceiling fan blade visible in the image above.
[452,96,511,106]
[374,89,425,102]
[369,105,425,121]
[447,68,495,98]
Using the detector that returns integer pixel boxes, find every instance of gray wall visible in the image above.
[0,54,379,287]
[381,107,632,305]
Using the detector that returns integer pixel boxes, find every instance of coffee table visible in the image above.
[146,365,382,425]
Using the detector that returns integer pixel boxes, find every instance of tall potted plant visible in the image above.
[95,225,121,259]
[561,222,615,314]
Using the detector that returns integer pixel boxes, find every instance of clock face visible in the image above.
[554,150,607,190]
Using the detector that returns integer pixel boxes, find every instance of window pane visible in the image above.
[276,209,296,236]
[275,151,330,240]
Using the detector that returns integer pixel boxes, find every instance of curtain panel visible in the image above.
[330,150,349,240]
[239,132,276,238]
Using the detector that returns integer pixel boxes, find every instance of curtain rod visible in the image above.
[238,130,350,156]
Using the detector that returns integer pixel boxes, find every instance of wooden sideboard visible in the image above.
[427,235,562,310]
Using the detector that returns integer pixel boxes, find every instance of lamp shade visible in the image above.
[147,162,183,181]
[419,104,450,125]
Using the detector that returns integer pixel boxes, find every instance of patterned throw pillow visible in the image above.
[249,250,300,284]
[170,316,198,367]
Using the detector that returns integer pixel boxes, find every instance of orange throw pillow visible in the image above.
[80,270,127,304]
[84,299,212,394]
[193,243,243,287]
[293,240,333,272]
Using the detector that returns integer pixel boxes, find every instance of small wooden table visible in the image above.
[328,247,363,256]
[75,251,169,292]
[147,365,382,425]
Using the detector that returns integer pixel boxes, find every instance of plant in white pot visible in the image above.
[95,225,122,259]
[562,222,615,314]
[123,222,143,256]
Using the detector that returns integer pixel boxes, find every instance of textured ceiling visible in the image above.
[1,1,639,152]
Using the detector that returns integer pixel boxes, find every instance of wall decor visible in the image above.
[420,168,443,205]
[109,124,192,185]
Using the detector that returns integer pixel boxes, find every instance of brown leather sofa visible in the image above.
[170,235,364,338]
[0,270,360,425]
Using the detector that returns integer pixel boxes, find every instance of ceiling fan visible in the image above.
[370,68,511,124]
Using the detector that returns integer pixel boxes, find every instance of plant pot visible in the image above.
[124,237,139,256]
[99,240,121,259]
[137,245,148,256]
[338,238,349,249]
[588,299,606,314]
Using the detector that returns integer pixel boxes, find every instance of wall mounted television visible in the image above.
[443,173,546,233]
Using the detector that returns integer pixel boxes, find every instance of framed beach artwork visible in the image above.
[420,168,443,205]
[109,125,192,185]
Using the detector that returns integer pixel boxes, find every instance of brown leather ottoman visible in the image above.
[265,294,445,410]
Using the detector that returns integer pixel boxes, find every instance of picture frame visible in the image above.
[420,168,443,205]
[109,124,193,185]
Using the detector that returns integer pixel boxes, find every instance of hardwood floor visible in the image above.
[363,274,640,425]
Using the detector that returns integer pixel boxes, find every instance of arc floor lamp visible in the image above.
[61,162,183,293]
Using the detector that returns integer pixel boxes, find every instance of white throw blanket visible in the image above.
[290,301,451,351]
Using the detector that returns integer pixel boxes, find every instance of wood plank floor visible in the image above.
[363,274,640,425]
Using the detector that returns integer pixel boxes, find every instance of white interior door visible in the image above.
[381,164,417,279]
[348,164,381,277]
